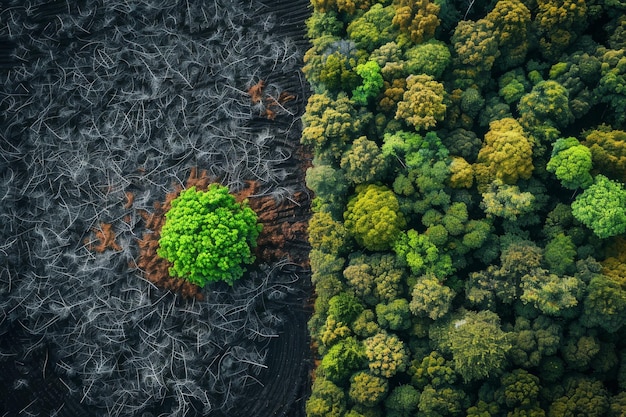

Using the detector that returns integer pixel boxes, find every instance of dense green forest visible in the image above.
[301,0,626,416]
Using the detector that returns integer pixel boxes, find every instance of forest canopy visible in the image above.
[303,0,626,415]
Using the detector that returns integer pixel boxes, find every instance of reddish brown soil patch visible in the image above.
[84,223,122,253]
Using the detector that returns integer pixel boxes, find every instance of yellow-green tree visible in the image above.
[395,74,446,130]
[344,184,407,251]
[474,118,534,187]
[392,0,440,44]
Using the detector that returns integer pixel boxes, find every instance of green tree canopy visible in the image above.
[344,184,407,251]
[340,136,388,184]
[395,74,447,131]
[546,137,594,190]
[571,174,626,238]
[321,337,367,384]
[409,273,455,320]
[392,0,440,44]
[393,230,454,279]
[346,4,398,52]
[584,126,626,182]
[306,377,347,417]
[475,118,534,187]
[433,310,512,382]
[157,185,261,287]
[348,371,389,407]
[364,330,409,378]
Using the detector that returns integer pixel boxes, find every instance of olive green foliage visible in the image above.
[328,292,364,324]
[306,377,347,417]
[548,377,609,417]
[364,330,409,378]
[375,298,411,331]
[487,0,531,70]
[302,93,366,161]
[157,185,261,287]
[546,137,594,190]
[508,316,561,368]
[404,40,451,79]
[581,272,626,333]
[385,384,420,417]
[518,80,574,131]
[308,211,349,254]
[340,136,387,184]
[395,74,446,130]
[392,0,440,44]
[584,126,626,181]
[344,184,407,251]
[543,233,577,275]
[597,48,626,126]
[321,337,367,384]
[418,384,469,417]
[444,310,512,382]
[475,118,534,186]
[411,351,456,389]
[347,4,397,52]
[498,369,541,410]
[450,18,499,89]
[409,273,455,320]
[349,371,389,407]
[535,0,588,61]
[499,69,531,104]
[306,164,349,216]
[571,174,626,238]
[480,179,536,220]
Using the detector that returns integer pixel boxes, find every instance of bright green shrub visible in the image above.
[157,185,262,287]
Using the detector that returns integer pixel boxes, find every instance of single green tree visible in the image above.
[352,61,384,105]
[321,337,367,384]
[340,136,388,184]
[546,137,593,190]
[344,184,407,251]
[571,174,626,238]
[409,273,455,320]
[364,330,409,378]
[395,74,447,131]
[385,384,420,417]
[348,371,389,407]
[157,185,261,287]
[439,310,512,383]
[306,377,347,417]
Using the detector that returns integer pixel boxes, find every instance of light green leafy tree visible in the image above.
[393,230,453,279]
[157,185,261,287]
[571,174,626,238]
[352,61,384,105]
[546,137,594,190]
[346,4,397,52]
[320,336,367,384]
